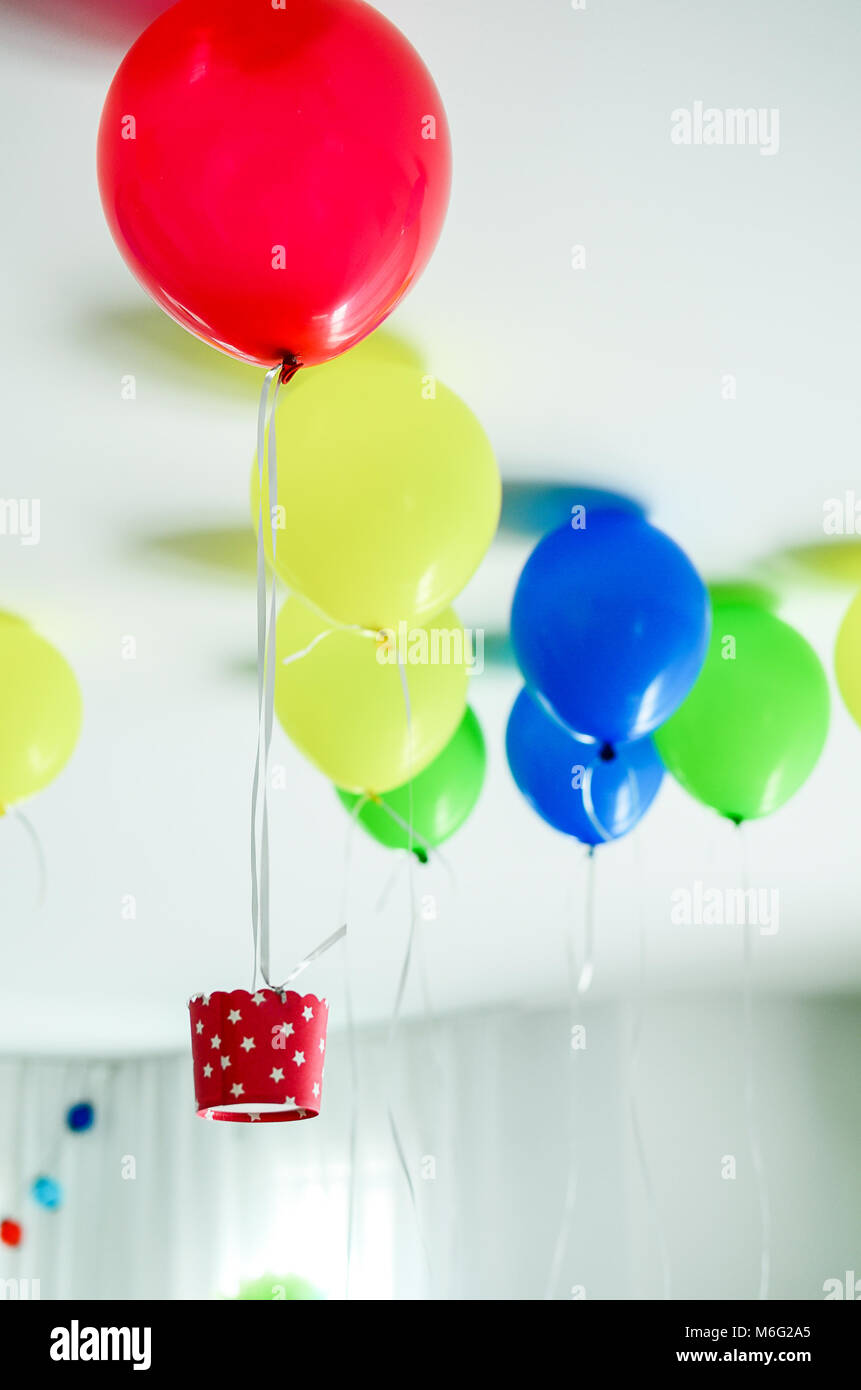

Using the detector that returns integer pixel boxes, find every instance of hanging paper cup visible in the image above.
[189,989,328,1123]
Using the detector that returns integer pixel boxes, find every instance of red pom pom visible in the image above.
[1,1219,22,1247]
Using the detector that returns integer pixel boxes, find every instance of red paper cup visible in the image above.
[189,988,328,1122]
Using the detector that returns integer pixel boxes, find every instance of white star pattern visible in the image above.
[192,993,328,1123]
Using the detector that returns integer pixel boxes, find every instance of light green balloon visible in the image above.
[655,602,829,822]
[236,1273,323,1300]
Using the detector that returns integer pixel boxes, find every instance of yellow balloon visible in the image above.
[0,615,82,807]
[836,589,861,726]
[251,362,500,630]
[275,597,470,792]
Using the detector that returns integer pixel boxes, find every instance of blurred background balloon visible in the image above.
[707,579,781,613]
[499,481,646,538]
[835,589,861,728]
[656,600,830,822]
[234,1273,324,1301]
[510,512,710,746]
[0,614,82,809]
[252,362,500,630]
[275,597,470,793]
[98,0,451,367]
[76,311,423,410]
[506,686,664,846]
[66,1102,95,1133]
[1,0,172,51]
[31,1175,62,1210]
[336,706,486,860]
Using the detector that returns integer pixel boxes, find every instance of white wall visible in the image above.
[1,994,859,1300]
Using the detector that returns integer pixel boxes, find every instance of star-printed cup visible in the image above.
[189,988,328,1122]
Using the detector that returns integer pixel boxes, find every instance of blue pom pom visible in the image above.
[66,1102,95,1133]
[31,1176,62,1210]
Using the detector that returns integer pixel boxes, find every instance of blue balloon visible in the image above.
[66,1102,95,1133]
[510,512,710,745]
[506,687,664,845]
[31,1176,62,1210]
[500,482,646,537]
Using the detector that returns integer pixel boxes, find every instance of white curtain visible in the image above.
[2,997,860,1300]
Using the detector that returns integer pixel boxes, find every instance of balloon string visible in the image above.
[577,752,642,993]
[627,828,672,1299]
[385,656,431,1285]
[544,841,587,1298]
[8,808,47,910]
[577,846,596,994]
[249,363,348,994]
[250,364,281,990]
[738,822,771,1300]
[339,797,365,1301]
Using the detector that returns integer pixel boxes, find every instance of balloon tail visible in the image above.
[627,830,672,1299]
[738,823,771,1300]
[10,808,47,910]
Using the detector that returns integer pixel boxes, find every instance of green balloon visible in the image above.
[236,1273,323,1300]
[655,602,829,822]
[707,580,780,613]
[336,706,486,858]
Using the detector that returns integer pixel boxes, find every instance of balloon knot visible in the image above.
[279,355,301,386]
[413,847,429,865]
[598,742,616,763]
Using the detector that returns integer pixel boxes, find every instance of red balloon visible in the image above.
[1,1219,22,1247]
[97,0,451,369]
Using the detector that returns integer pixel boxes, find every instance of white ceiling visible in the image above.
[1,0,860,1054]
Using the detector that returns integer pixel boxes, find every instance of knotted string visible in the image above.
[737,822,771,1300]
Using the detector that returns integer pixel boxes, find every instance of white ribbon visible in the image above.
[250,363,345,994]
[738,822,771,1300]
